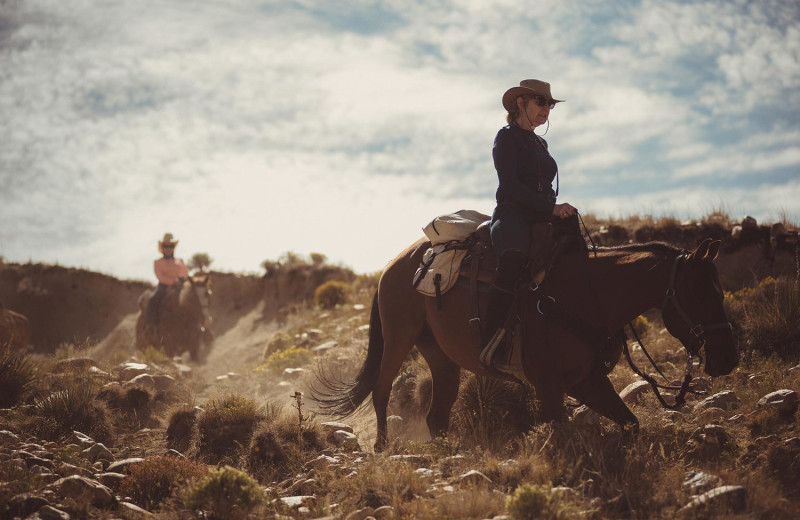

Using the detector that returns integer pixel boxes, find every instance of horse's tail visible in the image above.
[311,290,383,417]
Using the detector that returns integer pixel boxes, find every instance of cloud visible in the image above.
[1,0,798,281]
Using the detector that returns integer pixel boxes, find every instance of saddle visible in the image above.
[461,215,587,380]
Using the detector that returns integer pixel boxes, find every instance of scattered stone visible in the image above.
[305,455,340,470]
[320,421,353,435]
[97,471,128,489]
[70,431,94,447]
[55,462,93,478]
[125,373,156,389]
[679,485,747,515]
[333,430,360,450]
[415,468,434,478]
[373,505,395,519]
[357,324,370,332]
[48,475,115,507]
[306,329,324,339]
[277,495,316,508]
[7,493,49,518]
[0,429,20,442]
[312,341,339,352]
[757,389,799,416]
[106,457,145,473]
[82,442,115,463]
[119,500,154,517]
[683,471,721,493]
[620,381,650,404]
[118,362,149,381]
[36,505,71,520]
[694,391,740,412]
[452,469,492,487]
[696,407,728,423]
[283,367,305,378]
[550,486,577,499]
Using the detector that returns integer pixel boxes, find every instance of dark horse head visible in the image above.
[661,239,738,377]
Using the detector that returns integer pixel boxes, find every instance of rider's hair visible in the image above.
[506,95,533,125]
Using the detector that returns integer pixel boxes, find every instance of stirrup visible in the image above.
[479,327,506,368]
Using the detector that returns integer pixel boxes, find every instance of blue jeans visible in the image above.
[145,284,168,326]
[490,205,533,291]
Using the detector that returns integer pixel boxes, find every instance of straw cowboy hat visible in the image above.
[502,79,564,112]
[159,233,178,247]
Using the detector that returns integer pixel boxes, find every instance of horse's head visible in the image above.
[661,238,738,377]
[180,274,213,328]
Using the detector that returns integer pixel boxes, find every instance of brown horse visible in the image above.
[135,274,213,361]
[314,237,738,451]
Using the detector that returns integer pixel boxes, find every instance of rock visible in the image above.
[694,391,740,412]
[620,381,650,404]
[277,495,315,508]
[70,431,94,447]
[119,500,154,517]
[312,341,339,352]
[415,468,434,478]
[333,430,360,450]
[82,442,115,463]
[305,455,340,470]
[282,367,305,378]
[97,472,128,489]
[125,373,156,389]
[452,469,492,487]
[550,486,577,499]
[37,505,71,520]
[55,462,94,478]
[689,424,731,460]
[679,485,747,515]
[682,471,721,493]
[757,389,799,416]
[373,505,395,519]
[0,429,20,442]
[345,507,375,520]
[696,407,728,423]
[106,457,145,473]
[118,362,149,381]
[320,421,354,435]
[7,493,49,518]
[48,475,115,507]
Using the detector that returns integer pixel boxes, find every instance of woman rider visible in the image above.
[484,79,577,349]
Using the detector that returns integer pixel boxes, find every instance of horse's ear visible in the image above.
[689,238,712,261]
[705,240,721,262]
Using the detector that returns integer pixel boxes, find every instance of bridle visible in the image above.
[625,253,733,409]
[661,254,733,354]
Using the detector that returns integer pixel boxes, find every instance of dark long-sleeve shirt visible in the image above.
[492,124,557,219]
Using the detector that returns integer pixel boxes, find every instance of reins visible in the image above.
[536,215,732,410]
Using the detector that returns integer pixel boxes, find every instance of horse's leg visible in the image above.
[415,325,461,441]
[570,374,639,432]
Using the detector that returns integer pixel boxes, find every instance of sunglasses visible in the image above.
[529,95,556,109]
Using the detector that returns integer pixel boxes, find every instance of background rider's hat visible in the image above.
[502,79,564,112]
[159,233,178,247]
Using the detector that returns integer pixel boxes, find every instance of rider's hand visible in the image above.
[553,203,577,219]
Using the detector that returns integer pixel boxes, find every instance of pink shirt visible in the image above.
[154,257,189,285]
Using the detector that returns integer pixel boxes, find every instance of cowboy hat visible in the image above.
[159,233,178,246]
[502,79,564,112]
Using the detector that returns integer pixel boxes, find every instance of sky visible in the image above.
[1,0,798,281]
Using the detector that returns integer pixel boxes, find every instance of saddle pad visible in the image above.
[413,246,469,297]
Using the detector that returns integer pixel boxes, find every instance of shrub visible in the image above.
[451,374,537,451]
[248,414,324,481]
[0,347,35,407]
[97,385,154,430]
[262,331,292,360]
[310,252,327,265]
[728,276,800,359]
[187,252,213,272]
[182,465,263,520]
[119,455,208,510]
[314,280,349,309]
[261,345,312,374]
[196,394,264,464]
[506,482,569,520]
[631,314,652,336]
[166,406,199,454]
[32,379,113,444]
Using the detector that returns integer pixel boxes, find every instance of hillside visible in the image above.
[0,215,798,519]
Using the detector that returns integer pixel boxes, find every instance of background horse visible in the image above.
[135,274,213,361]
[315,238,738,451]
